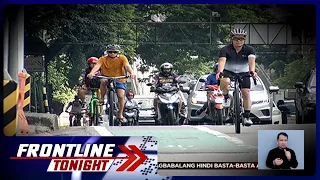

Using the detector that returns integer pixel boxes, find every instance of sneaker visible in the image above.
[243,117,253,126]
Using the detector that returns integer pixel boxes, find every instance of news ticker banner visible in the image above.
[3,136,172,180]
[158,162,258,170]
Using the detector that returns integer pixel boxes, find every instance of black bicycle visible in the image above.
[220,71,257,134]
[94,75,129,126]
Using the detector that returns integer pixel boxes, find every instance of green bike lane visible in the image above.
[105,125,255,154]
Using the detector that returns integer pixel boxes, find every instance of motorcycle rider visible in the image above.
[124,91,141,120]
[125,91,141,108]
[65,95,84,127]
[151,62,183,122]
[196,62,219,115]
[216,28,257,126]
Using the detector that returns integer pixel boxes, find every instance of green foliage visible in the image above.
[26,4,309,102]
[273,52,316,88]
[47,54,76,105]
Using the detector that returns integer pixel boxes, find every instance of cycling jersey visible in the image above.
[219,44,256,73]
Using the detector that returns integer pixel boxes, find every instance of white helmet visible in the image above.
[230,28,247,38]
[160,62,173,76]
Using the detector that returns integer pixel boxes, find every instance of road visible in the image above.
[45,115,315,176]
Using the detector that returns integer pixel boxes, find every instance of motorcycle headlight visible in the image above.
[273,109,281,115]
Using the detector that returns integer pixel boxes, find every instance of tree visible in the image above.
[273,52,316,88]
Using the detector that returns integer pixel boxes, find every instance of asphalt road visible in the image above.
[43,115,316,176]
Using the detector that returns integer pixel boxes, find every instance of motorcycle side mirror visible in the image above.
[146,83,153,86]
[199,78,206,83]
[269,86,279,94]
[182,87,190,94]
[138,102,143,105]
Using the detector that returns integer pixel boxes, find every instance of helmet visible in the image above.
[126,91,134,98]
[106,44,121,53]
[160,62,173,76]
[213,63,219,72]
[230,28,247,38]
[87,57,98,64]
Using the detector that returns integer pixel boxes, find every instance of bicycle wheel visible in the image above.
[234,84,241,134]
[94,103,99,126]
[108,90,115,126]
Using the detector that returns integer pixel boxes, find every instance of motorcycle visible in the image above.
[199,79,225,125]
[147,81,189,125]
[123,102,142,126]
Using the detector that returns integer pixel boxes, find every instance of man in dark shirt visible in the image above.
[265,132,298,169]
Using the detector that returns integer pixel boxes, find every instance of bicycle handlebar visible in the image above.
[94,75,129,79]
[219,72,257,85]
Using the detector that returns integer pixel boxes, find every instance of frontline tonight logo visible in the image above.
[10,144,147,172]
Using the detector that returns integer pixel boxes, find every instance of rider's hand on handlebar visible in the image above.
[250,71,257,77]
[216,72,222,80]
[87,73,94,79]
[129,73,136,79]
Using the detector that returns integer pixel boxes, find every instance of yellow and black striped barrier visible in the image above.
[43,87,50,113]
[23,73,31,112]
[3,80,19,136]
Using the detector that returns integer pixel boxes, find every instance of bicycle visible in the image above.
[82,87,102,126]
[220,71,257,134]
[93,75,129,126]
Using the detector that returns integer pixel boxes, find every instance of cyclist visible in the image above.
[196,62,219,115]
[87,44,136,124]
[151,62,183,121]
[216,28,257,126]
[65,95,84,127]
[78,57,101,103]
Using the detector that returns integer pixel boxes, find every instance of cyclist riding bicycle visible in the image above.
[151,62,183,120]
[87,44,136,124]
[65,95,84,127]
[196,62,219,115]
[78,57,101,103]
[216,28,257,126]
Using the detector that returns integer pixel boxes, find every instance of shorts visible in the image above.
[115,82,127,90]
[222,70,251,89]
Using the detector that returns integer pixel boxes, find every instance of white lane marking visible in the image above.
[93,126,114,136]
[191,126,245,145]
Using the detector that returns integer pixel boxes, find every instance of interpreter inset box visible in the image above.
[257,130,304,170]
